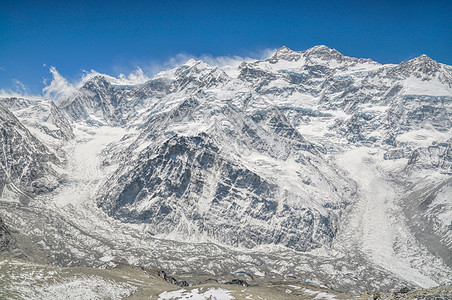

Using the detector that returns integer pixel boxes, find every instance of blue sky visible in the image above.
[1,0,451,94]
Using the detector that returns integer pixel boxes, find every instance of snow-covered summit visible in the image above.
[390,54,452,84]
[270,45,303,62]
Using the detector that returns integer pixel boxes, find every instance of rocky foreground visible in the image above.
[2,256,450,300]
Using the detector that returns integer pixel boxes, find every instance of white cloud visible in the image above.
[198,49,275,78]
[139,53,194,76]
[0,66,5,71]
[36,48,277,101]
[0,79,46,100]
[81,68,151,86]
[13,79,28,93]
[42,67,78,100]
[141,48,276,78]
[0,78,35,99]
[199,48,275,68]
[116,68,150,85]
[0,81,42,100]
[137,48,275,80]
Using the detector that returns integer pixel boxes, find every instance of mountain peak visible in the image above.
[184,58,199,67]
[407,54,436,64]
[304,45,343,58]
[308,45,333,52]
[81,75,112,92]
[271,46,302,62]
[397,54,440,76]
[276,45,293,53]
[183,59,214,70]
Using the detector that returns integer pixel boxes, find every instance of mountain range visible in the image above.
[0,45,451,297]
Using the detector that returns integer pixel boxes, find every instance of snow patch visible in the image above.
[158,288,234,300]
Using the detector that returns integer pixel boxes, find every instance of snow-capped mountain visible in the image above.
[0,45,451,293]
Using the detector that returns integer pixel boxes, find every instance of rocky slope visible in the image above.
[0,103,60,198]
[0,217,23,258]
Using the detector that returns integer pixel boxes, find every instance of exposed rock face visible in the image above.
[98,132,346,251]
[0,216,22,257]
[158,270,189,287]
[59,75,133,126]
[0,103,59,197]
[49,101,75,140]
[407,140,452,173]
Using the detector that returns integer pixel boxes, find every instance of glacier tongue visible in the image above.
[335,148,442,287]
[0,45,451,292]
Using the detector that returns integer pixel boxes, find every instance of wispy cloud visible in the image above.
[137,53,195,76]
[42,67,78,100]
[140,48,276,77]
[0,79,42,100]
[1,50,276,101]
[81,67,151,86]
[36,48,277,101]
[116,68,150,85]
[41,66,152,101]
[201,48,275,66]
[202,49,275,67]
[13,79,28,94]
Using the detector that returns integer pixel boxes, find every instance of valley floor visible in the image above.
[1,257,450,299]
[0,256,360,300]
